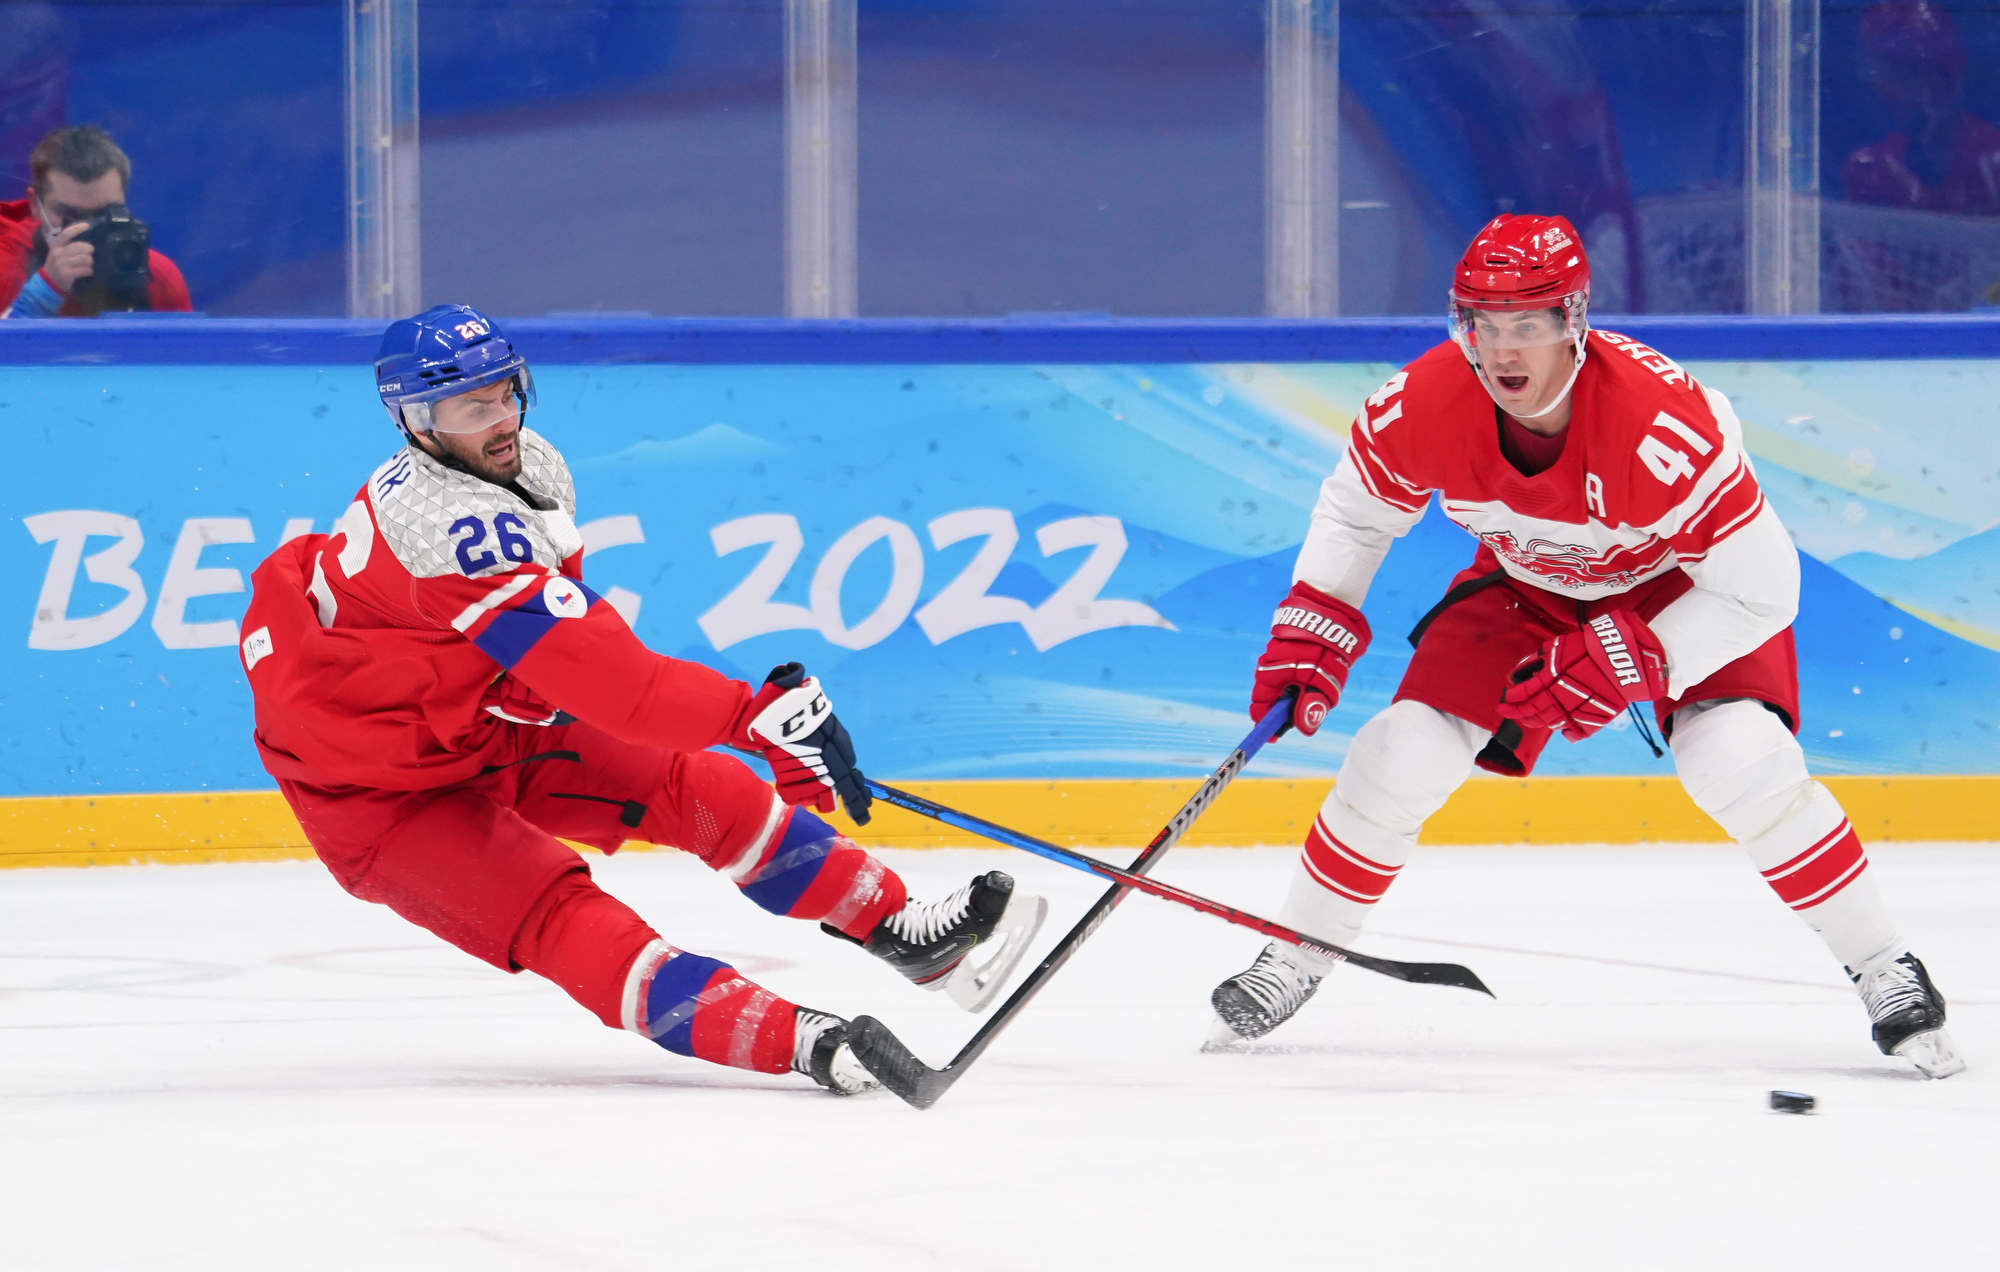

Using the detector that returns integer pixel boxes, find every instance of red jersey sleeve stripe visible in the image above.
[450,572,543,634]
[469,578,603,668]
[1351,432,1428,498]
[1669,458,1753,541]
[1698,490,1766,546]
[1676,492,1768,564]
[1348,443,1429,512]
[1692,455,1748,515]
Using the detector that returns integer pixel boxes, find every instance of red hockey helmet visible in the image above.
[1449,214,1591,417]
[1451,213,1590,313]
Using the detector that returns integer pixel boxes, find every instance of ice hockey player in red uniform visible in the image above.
[239,304,1046,1095]
[1207,215,1963,1078]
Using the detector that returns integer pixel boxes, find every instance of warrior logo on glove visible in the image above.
[1498,608,1669,742]
[1272,604,1362,655]
[1585,614,1645,687]
[1252,581,1373,737]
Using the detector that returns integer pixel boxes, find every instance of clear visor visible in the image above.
[401,368,536,435]
[1449,302,1579,354]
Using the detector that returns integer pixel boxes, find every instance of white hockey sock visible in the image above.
[1276,784,1415,975]
[1673,700,1904,974]
[1742,781,1902,971]
[1273,702,1482,975]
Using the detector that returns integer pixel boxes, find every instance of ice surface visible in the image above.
[4,843,1993,1270]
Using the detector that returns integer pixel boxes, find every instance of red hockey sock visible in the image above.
[623,940,798,1072]
[659,753,906,941]
[513,874,800,1073]
[714,807,906,941]
[511,870,661,1029]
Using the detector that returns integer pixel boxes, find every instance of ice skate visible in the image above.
[791,1009,882,1095]
[1849,951,1965,1079]
[832,870,1047,1012]
[1205,941,1325,1049]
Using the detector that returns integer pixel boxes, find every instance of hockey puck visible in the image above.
[1768,1089,1816,1114]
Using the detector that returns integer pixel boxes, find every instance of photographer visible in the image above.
[1,124,191,317]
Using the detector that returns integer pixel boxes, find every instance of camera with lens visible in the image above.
[71,202,152,313]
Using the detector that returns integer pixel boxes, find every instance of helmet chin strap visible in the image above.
[1473,327,1588,421]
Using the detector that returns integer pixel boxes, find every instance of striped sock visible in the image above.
[1278,787,1416,971]
[621,940,796,1073]
[710,807,906,940]
[1746,783,1900,969]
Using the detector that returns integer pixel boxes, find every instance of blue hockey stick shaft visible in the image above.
[860,736,1491,995]
[845,699,1297,1108]
[862,706,1286,878]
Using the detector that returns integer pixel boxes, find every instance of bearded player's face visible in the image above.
[425,380,524,483]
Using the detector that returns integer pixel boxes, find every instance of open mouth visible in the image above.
[484,438,517,463]
[1495,374,1530,394]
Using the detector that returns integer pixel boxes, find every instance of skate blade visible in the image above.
[1894,1027,1967,1079]
[1201,1015,1253,1053]
[942,891,1049,1013]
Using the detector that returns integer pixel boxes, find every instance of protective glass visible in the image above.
[403,368,536,435]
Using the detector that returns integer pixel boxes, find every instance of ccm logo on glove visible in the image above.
[733,662,873,824]
[770,687,831,741]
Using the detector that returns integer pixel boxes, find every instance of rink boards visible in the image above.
[3,774,1994,870]
[5,317,1996,865]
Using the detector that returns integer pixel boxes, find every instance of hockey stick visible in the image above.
[861,778,1491,998]
[847,699,1298,1109]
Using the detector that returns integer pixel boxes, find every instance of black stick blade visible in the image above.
[1389,960,1494,997]
[846,1016,952,1110]
[1307,942,1494,997]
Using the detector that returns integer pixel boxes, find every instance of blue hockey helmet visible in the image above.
[373,303,537,439]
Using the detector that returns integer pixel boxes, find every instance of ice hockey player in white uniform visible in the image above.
[1207,214,1962,1079]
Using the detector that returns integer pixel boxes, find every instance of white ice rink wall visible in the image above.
[4,315,1996,866]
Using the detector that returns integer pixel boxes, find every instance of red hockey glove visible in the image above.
[1498,609,1669,742]
[731,662,872,825]
[1252,581,1372,737]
